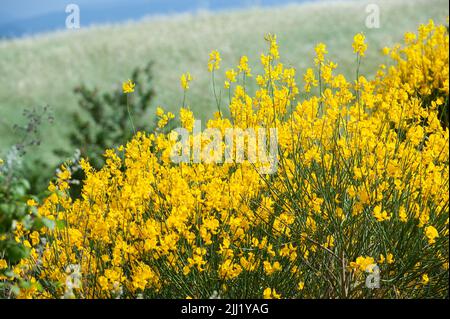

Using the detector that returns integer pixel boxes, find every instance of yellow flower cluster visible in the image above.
[122,79,135,94]
[224,69,237,89]
[180,72,192,90]
[155,107,175,129]
[208,50,221,72]
[352,33,368,56]
[9,21,449,299]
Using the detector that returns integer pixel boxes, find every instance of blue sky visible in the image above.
[0,0,317,38]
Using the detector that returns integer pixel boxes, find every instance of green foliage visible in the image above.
[0,106,55,298]
[0,148,52,298]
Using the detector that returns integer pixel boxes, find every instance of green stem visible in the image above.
[127,94,136,135]
[212,70,222,117]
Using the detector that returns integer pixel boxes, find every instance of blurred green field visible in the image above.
[0,0,448,166]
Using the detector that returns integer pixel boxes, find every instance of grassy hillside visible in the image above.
[0,0,448,165]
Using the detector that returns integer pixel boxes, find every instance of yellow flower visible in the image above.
[314,43,327,65]
[30,231,40,246]
[27,199,38,207]
[208,50,221,72]
[425,226,439,245]
[350,256,376,273]
[132,263,158,292]
[399,206,408,222]
[263,288,271,299]
[386,253,395,264]
[352,33,368,56]
[156,107,165,117]
[373,205,391,222]
[303,68,318,92]
[179,107,195,132]
[183,265,191,276]
[219,259,242,280]
[180,72,192,90]
[225,68,237,88]
[122,79,135,94]
[156,106,175,128]
[226,69,237,82]
[421,274,429,285]
[263,261,282,275]
[380,253,395,264]
[238,56,252,76]
[324,235,335,249]
[263,287,281,299]
[272,289,281,299]
[0,259,7,269]
[98,276,109,291]
[265,33,279,60]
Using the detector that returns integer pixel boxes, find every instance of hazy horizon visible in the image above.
[0,0,325,39]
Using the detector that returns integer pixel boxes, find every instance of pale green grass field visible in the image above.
[0,0,448,165]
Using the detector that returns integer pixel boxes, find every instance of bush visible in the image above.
[7,22,449,299]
